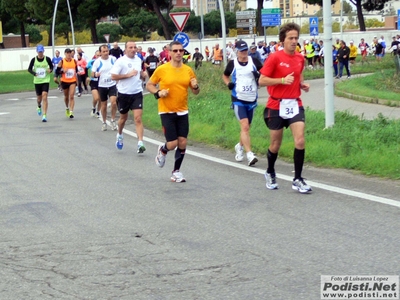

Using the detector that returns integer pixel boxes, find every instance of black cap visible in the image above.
[235,40,248,51]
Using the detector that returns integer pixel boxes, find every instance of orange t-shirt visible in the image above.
[149,62,196,114]
[61,58,77,83]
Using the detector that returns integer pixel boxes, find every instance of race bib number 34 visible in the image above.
[279,99,299,119]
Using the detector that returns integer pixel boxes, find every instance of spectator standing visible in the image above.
[336,40,351,79]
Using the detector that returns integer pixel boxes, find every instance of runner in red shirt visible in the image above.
[259,22,312,194]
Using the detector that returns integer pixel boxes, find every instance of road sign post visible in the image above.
[261,8,281,27]
[169,12,190,32]
[398,10,400,30]
[173,32,190,48]
[309,17,319,37]
[236,11,256,38]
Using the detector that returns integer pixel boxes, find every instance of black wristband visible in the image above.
[193,85,199,90]
[154,90,161,99]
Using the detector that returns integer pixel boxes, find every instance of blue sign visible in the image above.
[309,17,318,36]
[398,10,400,30]
[173,32,189,48]
[262,15,281,27]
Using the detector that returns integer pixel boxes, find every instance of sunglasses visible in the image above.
[172,49,185,53]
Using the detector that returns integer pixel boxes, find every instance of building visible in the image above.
[272,0,341,17]
[191,0,238,15]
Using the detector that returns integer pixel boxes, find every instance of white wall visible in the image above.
[0,30,397,72]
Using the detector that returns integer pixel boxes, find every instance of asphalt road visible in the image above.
[0,86,399,300]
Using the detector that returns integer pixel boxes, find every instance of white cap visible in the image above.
[350,40,354,43]
[305,39,309,44]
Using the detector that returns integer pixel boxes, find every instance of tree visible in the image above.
[25,24,42,44]
[1,0,31,46]
[124,0,173,40]
[96,23,122,43]
[348,0,390,31]
[343,1,353,13]
[203,10,236,37]
[119,9,158,41]
[78,0,120,44]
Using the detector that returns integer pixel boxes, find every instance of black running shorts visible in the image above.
[160,113,189,142]
[264,107,305,130]
[98,85,117,102]
[117,92,143,114]
[34,83,50,96]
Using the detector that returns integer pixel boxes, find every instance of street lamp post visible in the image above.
[51,0,76,57]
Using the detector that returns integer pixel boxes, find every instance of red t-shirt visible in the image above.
[260,50,304,109]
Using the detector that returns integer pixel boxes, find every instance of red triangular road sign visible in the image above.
[169,12,190,32]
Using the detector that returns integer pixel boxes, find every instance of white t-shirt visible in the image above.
[110,55,143,94]
[91,56,116,88]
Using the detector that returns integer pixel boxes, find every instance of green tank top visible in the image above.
[33,57,51,84]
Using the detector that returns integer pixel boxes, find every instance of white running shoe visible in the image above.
[155,145,166,168]
[292,178,312,193]
[171,171,186,182]
[137,142,146,154]
[101,123,107,131]
[247,151,258,166]
[116,134,123,150]
[111,120,117,131]
[234,143,244,162]
[265,172,278,190]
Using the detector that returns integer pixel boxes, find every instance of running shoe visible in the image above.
[42,115,47,122]
[234,143,244,162]
[90,108,96,117]
[96,112,100,118]
[247,151,258,166]
[111,120,117,131]
[77,93,81,97]
[69,111,74,119]
[171,171,186,183]
[137,142,146,154]
[292,178,312,194]
[265,172,278,190]
[37,106,42,116]
[65,108,70,117]
[155,145,166,168]
[116,134,123,150]
[102,123,107,131]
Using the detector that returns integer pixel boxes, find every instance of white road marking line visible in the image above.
[108,121,400,208]
[7,98,19,101]
[0,112,10,115]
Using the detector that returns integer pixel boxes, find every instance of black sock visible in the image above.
[173,148,186,172]
[267,149,278,175]
[294,148,305,180]
[161,143,169,155]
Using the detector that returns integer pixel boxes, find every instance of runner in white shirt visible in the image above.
[111,41,148,152]
[91,45,118,131]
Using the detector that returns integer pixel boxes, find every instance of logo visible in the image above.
[279,62,290,68]
[321,275,399,300]
[128,63,132,68]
